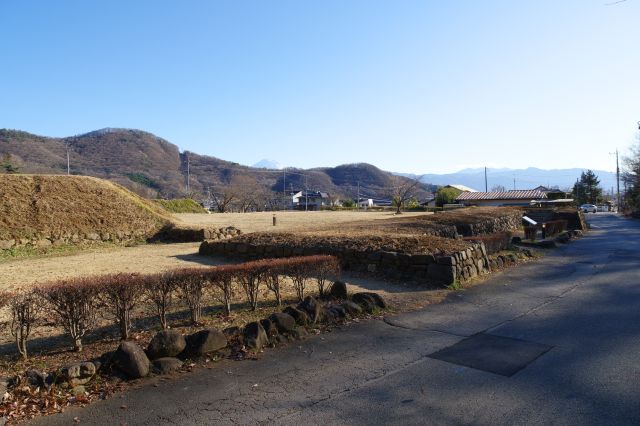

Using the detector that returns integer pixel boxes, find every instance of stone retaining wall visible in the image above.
[159,226,241,243]
[0,226,242,250]
[554,210,586,231]
[451,212,522,237]
[0,230,149,250]
[199,239,490,286]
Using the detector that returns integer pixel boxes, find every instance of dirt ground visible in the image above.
[173,210,428,233]
[0,243,221,290]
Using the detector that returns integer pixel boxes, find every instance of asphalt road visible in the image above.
[35,213,640,425]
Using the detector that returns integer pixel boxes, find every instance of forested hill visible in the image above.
[0,128,434,200]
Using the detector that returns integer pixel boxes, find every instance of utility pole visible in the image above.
[186,157,191,194]
[66,141,70,175]
[484,167,488,192]
[357,181,360,210]
[609,149,621,211]
[615,149,621,211]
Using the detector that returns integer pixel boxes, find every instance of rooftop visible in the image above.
[456,189,547,201]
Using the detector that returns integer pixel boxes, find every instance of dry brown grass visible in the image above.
[0,175,170,240]
[173,210,428,233]
[230,231,471,255]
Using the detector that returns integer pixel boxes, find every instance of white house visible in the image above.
[292,191,329,210]
[357,198,393,208]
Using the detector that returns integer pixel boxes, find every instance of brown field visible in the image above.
[173,210,429,233]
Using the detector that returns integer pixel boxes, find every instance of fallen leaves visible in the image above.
[0,377,124,425]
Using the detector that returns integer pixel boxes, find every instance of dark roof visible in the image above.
[294,191,328,198]
[456,190,547,201]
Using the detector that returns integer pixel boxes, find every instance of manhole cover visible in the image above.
[428,333,552,377]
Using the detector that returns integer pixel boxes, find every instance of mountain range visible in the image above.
[398,167,618,194]
[1,127,616,202]
[0,128,433,201]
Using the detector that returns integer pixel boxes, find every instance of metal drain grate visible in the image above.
[428,333,552,377]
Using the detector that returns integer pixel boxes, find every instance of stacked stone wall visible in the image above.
[0,226,242,250]
[0,230,149,250]
[199,239,490,286]
[160,226,241,243]
[452,211,522,237]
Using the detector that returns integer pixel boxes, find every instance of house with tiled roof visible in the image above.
[456,189,547,207]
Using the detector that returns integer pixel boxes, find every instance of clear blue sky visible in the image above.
[1,0,638,174]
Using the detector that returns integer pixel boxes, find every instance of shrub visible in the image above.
[264,262,284,307]
[175,269,208,325]
[144,271,178,329]
[37,278,98,352]
[6,290,40,360]
[236,262,267,311]
[97,273,146,340]
[463,232,512,255]
[206,265,239,316]
[153,198,207,213]
[312,256,341,296]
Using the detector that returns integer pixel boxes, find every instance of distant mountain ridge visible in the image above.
[0,128,432,201]
[253,159,284,170]
[398,167,617,193]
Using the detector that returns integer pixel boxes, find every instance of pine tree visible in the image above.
[572,170,602,204]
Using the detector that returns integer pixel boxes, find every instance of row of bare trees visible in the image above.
[1,256,340,359]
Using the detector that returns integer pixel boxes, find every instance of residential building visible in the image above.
[357,197,393,208]
[456,189,547,207]
[292,190,329,210]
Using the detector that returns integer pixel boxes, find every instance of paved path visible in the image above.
[35,213,640,425]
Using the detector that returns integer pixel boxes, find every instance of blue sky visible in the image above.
[1,0,638,174]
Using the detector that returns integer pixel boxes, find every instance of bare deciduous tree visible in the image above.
[208,266,238,316]
[37,279,98,352]
[144,272,178,330]
[176,269,208,325]
[7,290,40,360]
[388,175,423,214]
[98,273,146,340]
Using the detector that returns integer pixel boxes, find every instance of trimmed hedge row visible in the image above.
[0,255,340,359]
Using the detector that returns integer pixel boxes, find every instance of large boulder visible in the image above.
[25,370,52,389]
[329,281,348,299]
[269,312,297,333]
[283,306,309,326]
[350,293,376,313]
[260,319,279,338]
[146,330,186,360]
[323,305,347,323]
[352,292,387,309]
[152,357,183,375]
[244,321,268,350]
[223,326,244,345]
[114,341,150,379]
[342,300,363,316]
[185,329,228,356]
[60,362,96,386]
[297,296,323,324]
[290,327,309,340]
